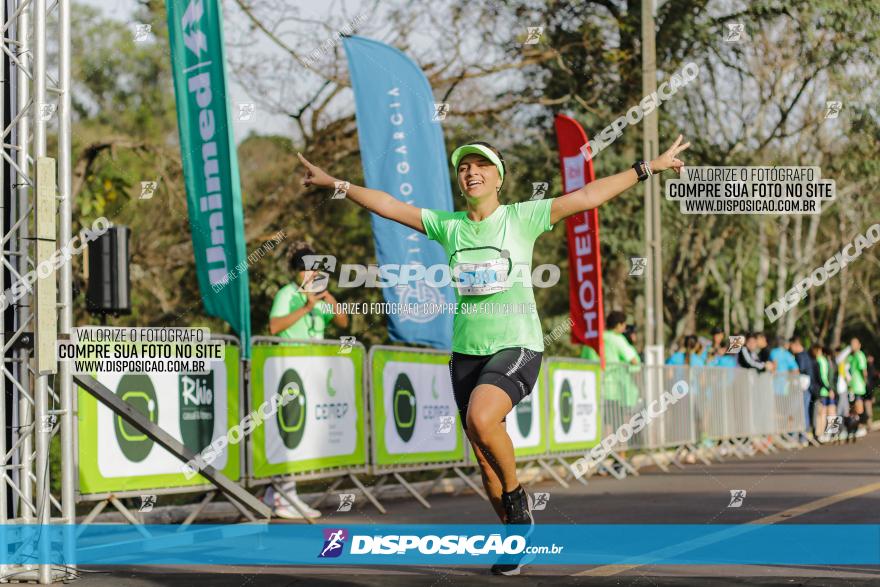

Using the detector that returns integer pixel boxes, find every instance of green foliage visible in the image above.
[69,0,880,357]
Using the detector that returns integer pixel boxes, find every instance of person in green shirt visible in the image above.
[264,244,349,519]
[596,312,641,429]
[298,135,689,575]
[813,344,837,441]
[269,245,349,340]
[580,344,600,362]
[846,337,869,437]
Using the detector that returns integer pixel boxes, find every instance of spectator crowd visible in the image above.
[580,312,878,443]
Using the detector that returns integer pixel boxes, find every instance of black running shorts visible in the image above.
[448,347,542,430]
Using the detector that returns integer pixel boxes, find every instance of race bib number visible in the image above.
[453,258,510,296]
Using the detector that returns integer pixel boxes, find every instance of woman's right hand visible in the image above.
[298,152,337,189]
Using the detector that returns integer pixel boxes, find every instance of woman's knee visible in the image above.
[466,410,499,442]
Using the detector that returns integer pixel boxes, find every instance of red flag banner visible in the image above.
[553,114,604,366]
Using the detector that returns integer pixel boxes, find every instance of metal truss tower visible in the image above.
[1,0,73,582]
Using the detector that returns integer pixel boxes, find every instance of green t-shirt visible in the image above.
[603,330,641,406]
[604,330,640,365]
[421,199,554,355]
[269,283,334,340]
[847,350,868,395]
[817,355,831,397]
[580,345,600,361]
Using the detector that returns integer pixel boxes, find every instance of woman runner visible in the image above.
[297,135,689,575]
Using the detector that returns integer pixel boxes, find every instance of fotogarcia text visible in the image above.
[0,216,110,311]
[182,391,298,479]
[348,534,563,556]
[571,380,690,479]
[765,222,880,323]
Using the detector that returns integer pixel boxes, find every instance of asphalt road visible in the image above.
[77,432,880,586]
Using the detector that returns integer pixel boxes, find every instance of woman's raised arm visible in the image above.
[298,153,425,233]
[549,135,690,225]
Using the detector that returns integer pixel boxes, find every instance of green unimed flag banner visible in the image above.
[166,0,251,356]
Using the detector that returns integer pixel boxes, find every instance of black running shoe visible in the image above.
[491,487,535,575]
[502,486,534,528]
[491,550,537,576]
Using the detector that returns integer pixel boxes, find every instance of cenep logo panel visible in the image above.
[114,374,158,462]
[276,368,307,449]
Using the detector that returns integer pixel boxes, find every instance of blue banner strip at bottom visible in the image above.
[1,524,878,565]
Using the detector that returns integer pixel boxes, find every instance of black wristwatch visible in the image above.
[632,160,653,182]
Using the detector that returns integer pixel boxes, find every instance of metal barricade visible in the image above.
[366,345,477,509]
[773,371,807,435]
[75,334,245,521]
[247,336,375,518]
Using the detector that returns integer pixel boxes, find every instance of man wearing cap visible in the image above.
[264,242,349,519]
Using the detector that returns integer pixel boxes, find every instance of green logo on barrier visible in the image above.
[115,374,157,462]
[516,392,533,438]
[431,375,438,399]
[393,373,416,442]
[326,369,337,397]
[178,372,215,453]
[276,369,307,449]
[560,379,573,434]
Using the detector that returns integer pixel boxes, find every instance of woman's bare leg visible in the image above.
[467,431,507,522]
[465,384,519,492]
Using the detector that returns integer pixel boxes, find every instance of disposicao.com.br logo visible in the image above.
[318,530,563,557]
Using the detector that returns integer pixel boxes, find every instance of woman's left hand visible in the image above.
[651,134,690,174]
